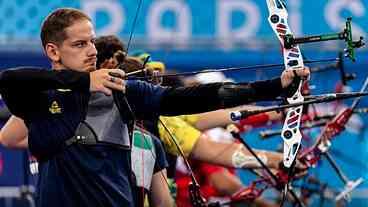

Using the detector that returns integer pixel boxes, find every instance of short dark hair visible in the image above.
[95,35,126,68]
[40,8,91,48]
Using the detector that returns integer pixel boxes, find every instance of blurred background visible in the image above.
[0,0,367,206]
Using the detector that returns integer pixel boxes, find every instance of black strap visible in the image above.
[64,121,98,146]
[64,121,131,149]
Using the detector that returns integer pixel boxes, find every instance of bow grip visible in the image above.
[284,70,302,98]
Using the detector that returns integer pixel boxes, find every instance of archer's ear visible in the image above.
[45,43,61,62]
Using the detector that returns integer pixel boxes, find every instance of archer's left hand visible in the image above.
[281,67,310,88]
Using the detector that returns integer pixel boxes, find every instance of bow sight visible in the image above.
[283,17,365,62]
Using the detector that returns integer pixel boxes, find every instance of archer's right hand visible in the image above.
[89,69,125,96]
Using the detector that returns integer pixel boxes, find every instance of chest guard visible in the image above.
[67,93,131,149]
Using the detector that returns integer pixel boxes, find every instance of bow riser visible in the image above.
[267,0,305,167]
[305,77,368,161]
[227,170,293,203]
[230,182,264,203]
[298,108,353,167]
[298,78,368,172]
[316,108,352,149]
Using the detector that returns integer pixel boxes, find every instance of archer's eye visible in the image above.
[74,41,87,48]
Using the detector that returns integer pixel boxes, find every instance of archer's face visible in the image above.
[56,19,97,72]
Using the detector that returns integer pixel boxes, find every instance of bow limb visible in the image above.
[266,0,305,168]
[110,1,181,205]
[157,118,208,207]
[122,1,207,205]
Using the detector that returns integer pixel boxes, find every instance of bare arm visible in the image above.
[0,115,28,149]
[150,169,174,207]
[208,168,243,195]
[190,134,282,169]
[159,116,282,169]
